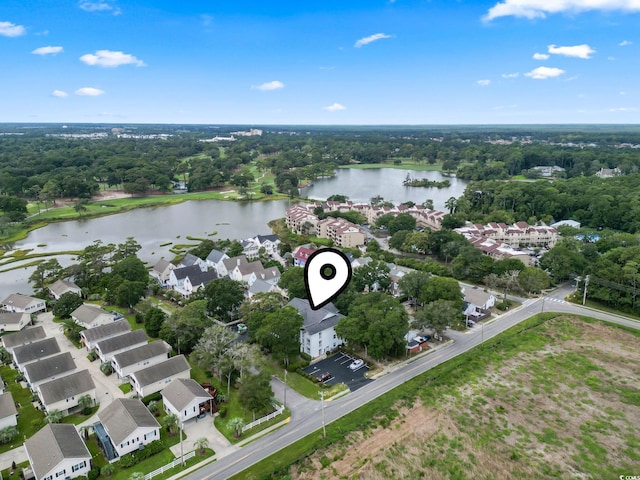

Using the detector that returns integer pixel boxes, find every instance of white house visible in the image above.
[241,234,281,259]
[0,392,18,430]
[150,259,176,286]
[161,378,213,423]
[463,288,497,321]
[24,352,76,389]
[36,369,96,415]
[205,249,229,274]
[13,337,61,372]
[79,319,131,351]
[180,269,218,298]
[167,265,203,291]
[217,255,248,278]
[288,298,345,358]
[129,355,191,398]
[111,341,172,379]
[0,312,30,333]
[97,398,161,459]
[24,424,92,480]
[1,325,46,354]
[1,293,46,314]
[71,304,120,329]
[48,279,82,300]
[95,330,148,363]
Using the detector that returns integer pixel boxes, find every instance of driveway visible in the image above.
[169,414,237,460]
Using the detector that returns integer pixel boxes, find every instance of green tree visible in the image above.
[73,199,88,216]
[255,306,304,366]
[194,438,209,455]
[413,300,461,336]
[518,267,550,294]
[101,464,115,477]
[159,300,211,354]
[539,243,585,281]
[162,413,179,436]
[78,394,93,414]
[238,373,274,416]
[227,240,244,257]
[228,417,245,438]
[398,271,431,305]
[0,347,10,365]
[111,256,149,283]
[115,280,146,310]
[60,317,84,343]
[420,276,463,309]
[445,196,457,214]
[0,426,17,444]
[113,237,142,262]
[239,292,286,341]
[52,292,83,318]
[492,258,526,276]
[191,324,237,383]
[143,307,167,337]
[336,292,409,359]
[46,409,63,424]
[278,267,307,299]
[203,278,245,321]
[352,260,390,292]
[388,213,416,235]
[28,258,63,296]
[148,400,159,416]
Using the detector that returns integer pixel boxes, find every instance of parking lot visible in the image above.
[302,352,373,392]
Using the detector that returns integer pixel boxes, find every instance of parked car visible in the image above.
[316,372,331,382]
[349,359,364,371]
[237,323,248,334]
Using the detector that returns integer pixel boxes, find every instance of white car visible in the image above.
[348,359,364,371]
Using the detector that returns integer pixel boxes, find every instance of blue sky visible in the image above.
[1,0,639,124]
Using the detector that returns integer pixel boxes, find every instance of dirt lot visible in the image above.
[291,316,640,479]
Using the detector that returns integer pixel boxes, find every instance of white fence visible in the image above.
[241,404,285,433]
[143,450,195,480]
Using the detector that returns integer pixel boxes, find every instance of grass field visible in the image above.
[231,314,640,480]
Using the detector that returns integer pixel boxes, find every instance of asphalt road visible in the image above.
[188,288,640,480]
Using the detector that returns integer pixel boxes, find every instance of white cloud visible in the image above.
[502,72,520,78]
[525,66,566,79]
[324,103,346,111]
[253,80,284,91]
[609,107,638,112]
[548,44,595,59]
[32,46,63,56]
[75,87,105,96]
[619,40,632,46]
[533,53,550,60]
[79,1,121,14]
[52,90,68,97]
[476,79,491,86]
[80,50,145,67]
[354,33,393,48]
[484,0,640,21]
[0,21,26,37]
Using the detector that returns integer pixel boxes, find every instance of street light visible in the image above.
[320,391,326,440]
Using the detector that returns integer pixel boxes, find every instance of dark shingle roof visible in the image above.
[172,265,202,281]
[180,253,202,267]
[112,341,171,369]
[187,269,217,287]
[24,352,76,384]
[80,319,131,344]
[131,355,190,388]
[38,369,95,404]
[98,398,160,445]
[287,298,344,336]
[13,337,60,365]
[256,234,279,243]
[161,378,212,411]
[96,330,148,355]
[0,392,17,419]
[206,249,227,264]
[24,424,90,480]
[1,325,46,349]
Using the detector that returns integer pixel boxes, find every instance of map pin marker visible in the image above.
[304,248,353,310]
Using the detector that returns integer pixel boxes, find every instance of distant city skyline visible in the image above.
[1,1,639,124]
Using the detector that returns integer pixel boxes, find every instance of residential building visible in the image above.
[285,205,318,234]
[96,398,160,459]
[465,236,535,266]
[1,293,46,314]
[316,217,366,248]
[454,221,558,248]
[463,288,497,322]
[241,234,281,258]
[0,392,18,430]
[1,325,46,354]
[293,246,317,267]
[247,279,279,298]
[161,378,214,423]
[288,298,345,358]
[180,269,218,298]
[551,219,581,229]
[0,312,30,332]
[48,279,82,300]
[24,352,76,389]
[149,259,176,286]
[179,253,208,272]
[36,369,96,415]
[167,265,203,292]
[218,255,249,278]
[129,355,191,398]
[79,319,131,351]
[95,330,148,363]
[13,337,61,371]
[532,165,566,177]
[24,424,91,480]
[596,167,622,178]
[111,341,172,379]
[71,304,120,329]
[205,249,229,273]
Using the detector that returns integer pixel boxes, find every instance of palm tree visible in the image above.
[78,394,93,414]
[228,417,245,438]
[148,400,159,416]
[445,196,457,214]
[194,437,209,455]
[74,199,88,217]
[101,464,115,477]
[46,409,63,424]
[128,473,144,480]
[162,413,179,436]
[0,426,17,444]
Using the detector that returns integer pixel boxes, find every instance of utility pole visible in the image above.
[180,422,185,466]
[320,391,326,439]
[284,369,288,408]
[582,275,590,306]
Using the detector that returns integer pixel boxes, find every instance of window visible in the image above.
[55,470,66,477]
[72,461,86,472]
[44,476,53,480]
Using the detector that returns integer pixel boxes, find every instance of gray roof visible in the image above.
[172,265,202,281]
[80,319,131,344]
[0,392,17,419]
[24,352,76,384]
[1,325,46,349]
[112,341,171,368]
[0,312,29,324]
[38,369,95,404]
[187,269,217,287]
[161,378,212,411]
[98,398,160,445]
[222,255,247,272]
[256,234,279,244]
[236,260,265,276]
[96,329,148,355]
[24,424,91,480]
[152,259,172,274]
[1,293,41,309]
[463,288,494,308]
[14,337,60,365]
[49,279,81,297]
[71,304,112,324]
[248,279,273,295]
[131,355,190,388]
[180,253,202,267]
[206,249,227,264]
[287,298,344,336]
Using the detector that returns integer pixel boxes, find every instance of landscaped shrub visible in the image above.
[218,405,227,418]
[100,362,113,376]
[141,392,162,405]
[496,299,513,311]
[87,351,98,362]
[87,467,100,480]
[118,440,164,467]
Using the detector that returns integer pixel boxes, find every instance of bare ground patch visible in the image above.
[291,316,640,480]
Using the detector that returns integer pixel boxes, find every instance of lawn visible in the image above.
[60,406,99,425]
[339,161,442,171]
[1,460,30,480]
[0,365,46,453]
[118,383,132,394]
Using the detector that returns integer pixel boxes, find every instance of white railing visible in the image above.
[241,404,285,433]
[143,450,195,480]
